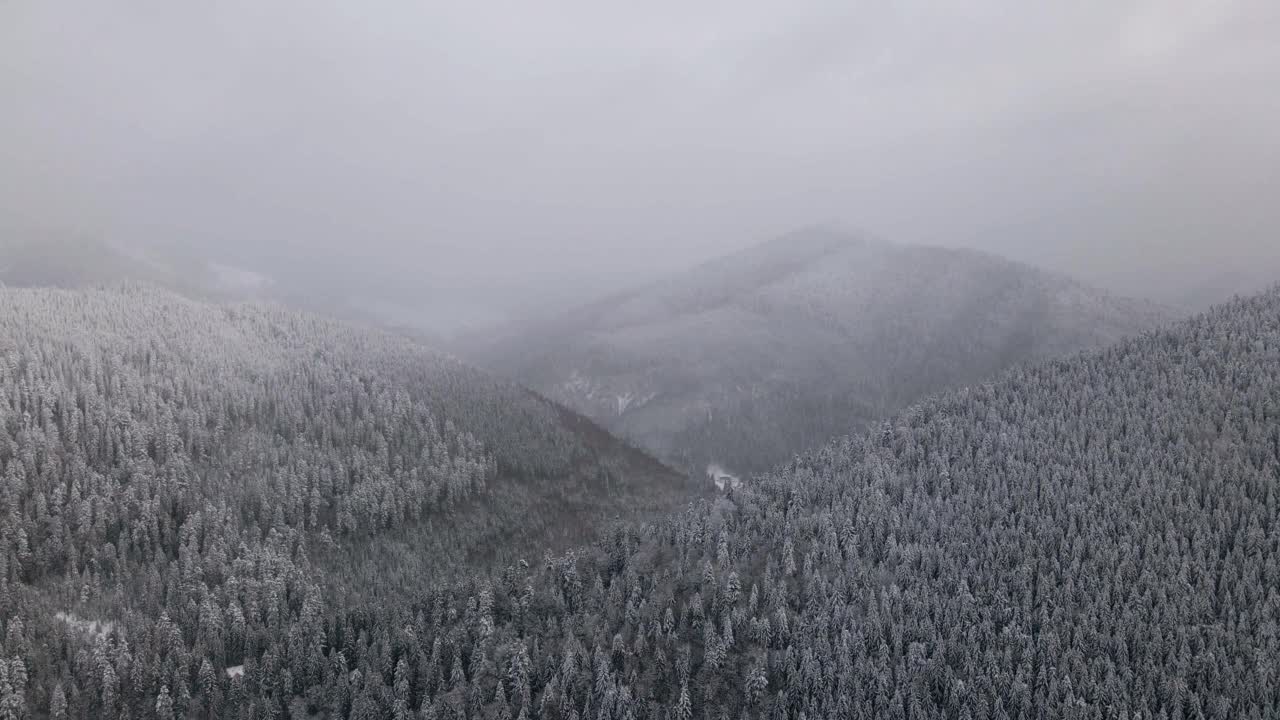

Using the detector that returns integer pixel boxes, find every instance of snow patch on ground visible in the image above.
[706,463,742,490]
[614,391,655,415]
[564,370,596,399]
[55,611,116,639]
[563,371,657,416]
[226,665,245,679]
[616,392,635,415]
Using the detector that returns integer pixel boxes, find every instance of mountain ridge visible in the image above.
[0,284,702,585]
[472,227,1171,477]
[2,269,1276,719]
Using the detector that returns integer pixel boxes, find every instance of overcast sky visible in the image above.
[4,0,1279,313]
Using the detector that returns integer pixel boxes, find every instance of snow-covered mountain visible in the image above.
[473,227,1171,475]
[0,237,276,299]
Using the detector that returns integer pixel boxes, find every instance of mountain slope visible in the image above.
[214,285,1280,718]
[0,237,275,299]
[0,286,698,676]
[1,237,160,287]
[475,228,1169,476]
[4,283,1277,717]
[1,237,498,343]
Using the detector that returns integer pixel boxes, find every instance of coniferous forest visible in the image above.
[2,281,1278,718]
[7,1,1280,717]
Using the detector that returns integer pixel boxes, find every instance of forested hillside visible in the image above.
[473,228,1167,478]
[0,284,698,719]
[4,282,1277,717]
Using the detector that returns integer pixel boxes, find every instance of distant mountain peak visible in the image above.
[756,223,871,250]
[475,234,1170,475]
[702,224,874,274]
